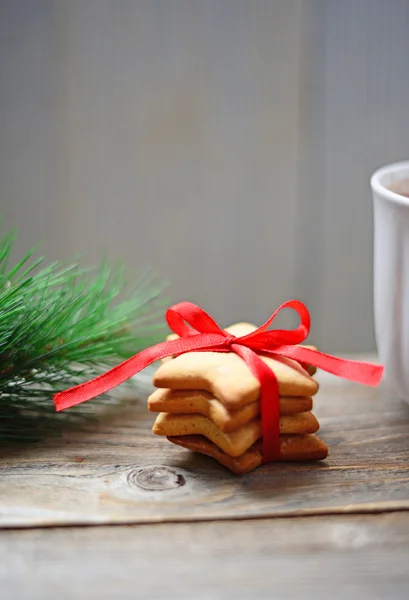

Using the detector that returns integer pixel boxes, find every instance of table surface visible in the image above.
[1,356,409,599]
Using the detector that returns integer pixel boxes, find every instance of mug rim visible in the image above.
[371,160,409,207]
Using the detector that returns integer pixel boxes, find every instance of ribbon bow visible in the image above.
[54,300,383,464]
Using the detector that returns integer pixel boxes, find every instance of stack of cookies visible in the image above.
[148,323,328,474]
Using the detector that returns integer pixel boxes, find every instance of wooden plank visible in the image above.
[1,513,409,599]
[1,359,409,528]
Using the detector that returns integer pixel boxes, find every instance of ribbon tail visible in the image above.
[268,346,384,387]
[233,345,281,463]
[54,333,226,411]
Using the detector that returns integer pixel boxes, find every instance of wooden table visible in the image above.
[1,360,409,599]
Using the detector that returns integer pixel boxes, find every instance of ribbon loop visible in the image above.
[238,299,310,347]
[165,301,226,338]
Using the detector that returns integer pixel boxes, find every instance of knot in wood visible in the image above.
[128,466,186,491]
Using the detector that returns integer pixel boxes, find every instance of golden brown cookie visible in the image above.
[153,350,318,408]
[169,434,263,474]
[162,323,318,376]
[167,434,328,474]
[148,388,314,433]
[152,411,320,457]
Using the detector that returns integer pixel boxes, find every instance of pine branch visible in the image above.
[0,225,169,442]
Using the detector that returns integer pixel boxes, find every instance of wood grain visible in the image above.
[1,513,408,599]
[1,361,409,528]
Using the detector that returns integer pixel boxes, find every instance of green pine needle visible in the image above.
[0,224,169,443]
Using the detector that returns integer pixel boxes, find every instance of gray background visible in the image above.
[1,0,408,353]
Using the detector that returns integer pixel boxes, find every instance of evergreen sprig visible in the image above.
[0,226,168,442]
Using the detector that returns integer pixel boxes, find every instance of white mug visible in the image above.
[371,160,409,401]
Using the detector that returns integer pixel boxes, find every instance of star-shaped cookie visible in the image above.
[152,411,319,457]
[167,433,328,475]
[148,388,314,433]
[162,322,318,377]
[153,350,318,408]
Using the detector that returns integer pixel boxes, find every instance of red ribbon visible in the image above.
[53,300,383,464]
